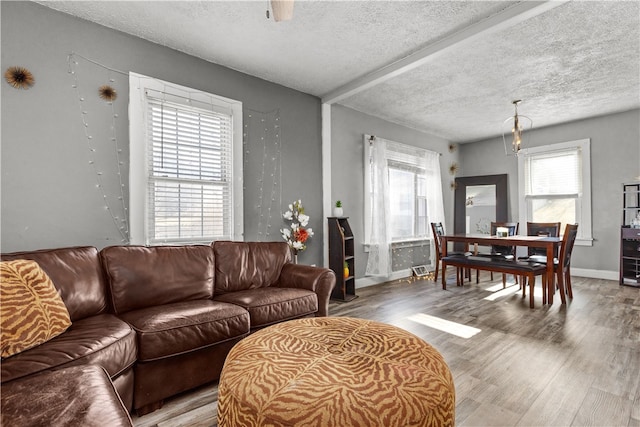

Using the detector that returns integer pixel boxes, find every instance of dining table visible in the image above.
[440,233,563,304]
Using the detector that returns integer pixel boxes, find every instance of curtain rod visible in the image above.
[367,135,443,155]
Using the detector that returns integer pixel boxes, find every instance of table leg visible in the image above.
[546,243,554,304]
[441,238,448,289]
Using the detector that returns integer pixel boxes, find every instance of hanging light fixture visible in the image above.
[268,0,294,22]
[502,100,532,155]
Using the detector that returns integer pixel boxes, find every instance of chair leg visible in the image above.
[565,269,573,299]
[556,269,567,304]
[476,269,480,283]
[434,260,440,282]
[529,275,535,309]
[502,273,506,288]
[541,275,547,305]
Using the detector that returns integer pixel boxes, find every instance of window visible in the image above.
[518,139,592,245]
[364,135,444,243]
[388,164,427,239]
[129,73,243,245]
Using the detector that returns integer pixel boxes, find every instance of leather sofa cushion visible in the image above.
[101,245,215,314]
[213,241,291,293]
[1,314,136,384]
[214,288,317,329]
[1,365,133,427]
[119,300,249,362]
[1,246,108,321]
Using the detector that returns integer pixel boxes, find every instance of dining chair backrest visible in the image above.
[527,222,561,257]
[490,222,519,256]
[430,222,445,256]
[559,224,579,270]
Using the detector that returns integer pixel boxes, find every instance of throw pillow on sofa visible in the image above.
[1,259,72,358]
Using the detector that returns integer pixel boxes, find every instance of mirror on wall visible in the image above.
[454,174,508,235]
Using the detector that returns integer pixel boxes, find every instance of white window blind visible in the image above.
[524,147,582,196]
[146,94,233,244]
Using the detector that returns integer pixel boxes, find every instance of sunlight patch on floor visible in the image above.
[483,283,521,300]
[407,313,481,339]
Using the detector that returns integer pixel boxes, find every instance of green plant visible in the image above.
[335,200,342,208]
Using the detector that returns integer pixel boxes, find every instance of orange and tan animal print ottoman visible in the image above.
[217,317,455,427]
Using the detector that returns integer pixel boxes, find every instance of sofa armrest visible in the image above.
[277,264,336,317]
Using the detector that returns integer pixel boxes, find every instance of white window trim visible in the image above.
[517,138,593,246]
[129,72,244,245]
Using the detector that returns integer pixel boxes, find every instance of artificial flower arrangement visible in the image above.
[280,200,314,256]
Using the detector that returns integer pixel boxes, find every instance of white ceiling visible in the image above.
[36,0,640,143]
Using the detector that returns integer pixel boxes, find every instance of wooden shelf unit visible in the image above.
[620,183,640,287]
[328,217,357,301]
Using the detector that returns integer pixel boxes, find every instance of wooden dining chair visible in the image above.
[526,223,579,304]
[516,222,561,290]
[431,222,467,285]
[524,222,561,258]
[475,222,519,286]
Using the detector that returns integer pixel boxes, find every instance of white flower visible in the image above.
[298,214,309,227]
[307,228,314,237]
[291,222,300,231]
[281,228,291,239]
[292,241,304,250]
[283,211,293,220]
[288,204,293,211]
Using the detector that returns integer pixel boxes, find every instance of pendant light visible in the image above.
[502,100,532,155]
[268,0,294,22]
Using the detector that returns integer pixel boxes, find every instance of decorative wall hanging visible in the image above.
[67,52,130,243]
[450,181,457,190]
[448,143,457,153]
[98,85,117,102]
[4,66,35,89]
[244,108,283,241]
[449,162,459,175]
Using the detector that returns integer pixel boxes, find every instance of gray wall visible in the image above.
[330,104,458,279]
[1,2,324,265]
[459,109,640,274]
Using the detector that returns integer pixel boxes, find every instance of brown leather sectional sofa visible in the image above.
[1,241,336,425]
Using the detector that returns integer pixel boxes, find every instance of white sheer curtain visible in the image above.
[365,137,392,277]
[365,136,445,276]
[421,150,446,267]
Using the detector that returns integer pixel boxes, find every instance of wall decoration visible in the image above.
[448,143,457,153]
[98,84,117,101]
[449,162,459,175]
[67,52,130,243]
[450,181,457,190]
[244,108,283,241]
[4,66,35,89]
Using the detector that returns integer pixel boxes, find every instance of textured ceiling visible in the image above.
[36,0,640,143]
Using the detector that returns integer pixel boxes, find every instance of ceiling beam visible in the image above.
[321,1,568,105]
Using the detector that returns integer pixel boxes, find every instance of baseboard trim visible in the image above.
[571,268,618,281]
[356,269,412,289]
[356,267,618,288]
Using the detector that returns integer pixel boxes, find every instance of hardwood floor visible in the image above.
[132,273,640,427]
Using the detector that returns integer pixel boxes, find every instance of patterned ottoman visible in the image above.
[217,317,455,426]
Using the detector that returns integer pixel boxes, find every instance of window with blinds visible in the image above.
[129,72,243,245]
[146,96,232,243]
[518,139,592,244]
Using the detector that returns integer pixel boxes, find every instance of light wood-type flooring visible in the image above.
[133,273,640,427]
